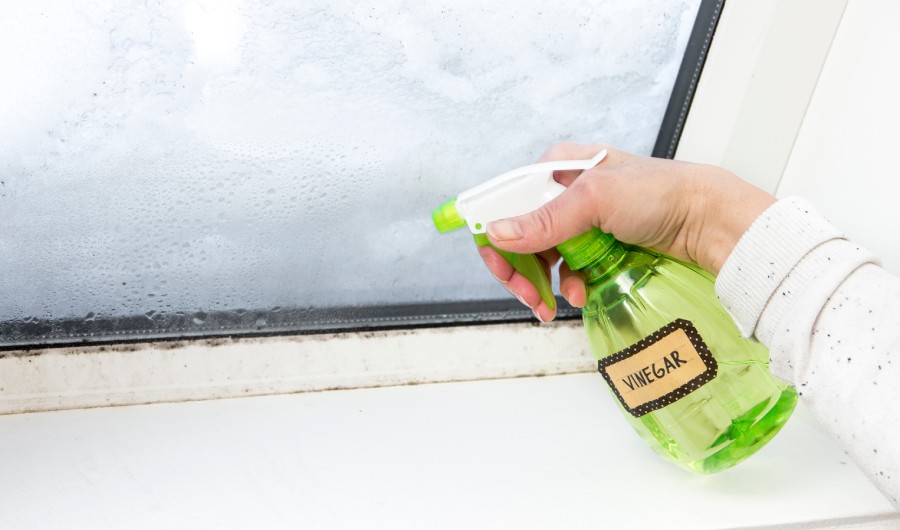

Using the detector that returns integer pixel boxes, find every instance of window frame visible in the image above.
[0,0,851,416]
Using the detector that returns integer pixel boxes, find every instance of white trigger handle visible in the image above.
[456,149,607,234]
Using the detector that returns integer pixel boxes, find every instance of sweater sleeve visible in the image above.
[715,197,899,508]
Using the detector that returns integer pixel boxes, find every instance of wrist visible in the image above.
[695,168,776,275]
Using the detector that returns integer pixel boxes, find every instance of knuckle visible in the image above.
[550,142,578,158]
[541,142,578,162]
[530,206,558,238]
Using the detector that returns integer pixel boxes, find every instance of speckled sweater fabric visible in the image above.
[715,197,899,508]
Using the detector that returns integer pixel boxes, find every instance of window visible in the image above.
[0,0,721,349]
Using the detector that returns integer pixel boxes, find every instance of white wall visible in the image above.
[777,0,900,274]
[677,0,899,273]
[676,0,847,194]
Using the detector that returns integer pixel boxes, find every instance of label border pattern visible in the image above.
[597,319,718,418]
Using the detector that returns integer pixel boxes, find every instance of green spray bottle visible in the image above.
[433,150,797,473]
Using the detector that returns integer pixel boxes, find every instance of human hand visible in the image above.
[479,143,776,322]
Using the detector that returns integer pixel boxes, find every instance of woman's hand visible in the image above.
[480,142,776,322]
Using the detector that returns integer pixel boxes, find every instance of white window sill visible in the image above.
[1,322,897,527]
[0,372,896,529]
[0,321,594,414]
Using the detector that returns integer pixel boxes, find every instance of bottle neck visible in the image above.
[579,242,629,284]
[556,228,625,283]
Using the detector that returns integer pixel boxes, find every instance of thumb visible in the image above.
[486,184,597,254]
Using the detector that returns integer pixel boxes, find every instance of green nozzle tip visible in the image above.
[432,198,466,233]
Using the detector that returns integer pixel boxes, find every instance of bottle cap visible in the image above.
[557,228,616,270]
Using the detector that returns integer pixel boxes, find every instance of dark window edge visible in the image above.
[652,0,726,159]
[0,298,582,352]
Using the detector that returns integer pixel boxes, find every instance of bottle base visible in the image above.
[685,387,799,474]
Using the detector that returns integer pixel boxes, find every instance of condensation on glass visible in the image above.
[0,0,702,346]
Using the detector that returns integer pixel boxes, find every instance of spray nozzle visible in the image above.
[432,198,466,233]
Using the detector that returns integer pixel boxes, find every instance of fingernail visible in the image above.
[487,219,524,240]
[532,308,547,323]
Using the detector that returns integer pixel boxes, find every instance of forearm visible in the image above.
[715,198,899,508]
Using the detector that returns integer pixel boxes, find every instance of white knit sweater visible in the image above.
[716,197,899,508]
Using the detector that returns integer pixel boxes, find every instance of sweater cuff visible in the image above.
[714,197,844,338]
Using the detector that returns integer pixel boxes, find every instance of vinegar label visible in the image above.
[598,319,717,418]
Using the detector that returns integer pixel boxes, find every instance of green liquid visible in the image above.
[579,243,797,473]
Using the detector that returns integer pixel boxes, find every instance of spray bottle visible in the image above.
[432,150,797,473]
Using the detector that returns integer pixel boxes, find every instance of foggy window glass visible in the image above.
[1,0,709,347]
